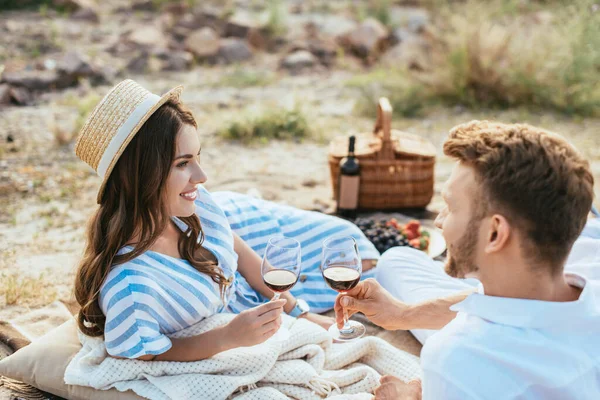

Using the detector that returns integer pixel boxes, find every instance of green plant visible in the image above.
[355,0,392,26]
[265,0,287,37]
[218,108,311,144]
[216,68,274,88]
[347,67,431,117]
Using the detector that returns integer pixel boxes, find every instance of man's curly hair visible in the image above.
[443,120,594,269]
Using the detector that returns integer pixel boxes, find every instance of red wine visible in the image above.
[323,266,361,292]
[337,135,360,220]
[263,269,298,293]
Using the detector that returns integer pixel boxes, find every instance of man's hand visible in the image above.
[334,278,411,331]
[375,376,422,400]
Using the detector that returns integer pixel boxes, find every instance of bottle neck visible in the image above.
[348,136,356,158]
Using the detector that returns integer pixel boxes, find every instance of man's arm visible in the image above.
[400,290,473,330]
[335,279,474,331]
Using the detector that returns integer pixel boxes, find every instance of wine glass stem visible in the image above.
[343,308,352,331]
[272,292,281,301]
[341,291,352,333]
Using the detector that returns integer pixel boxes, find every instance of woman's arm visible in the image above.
[132,299,286,362]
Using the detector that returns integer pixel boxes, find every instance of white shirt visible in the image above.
[420,273,600,399]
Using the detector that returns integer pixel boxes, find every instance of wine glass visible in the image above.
[321,235,366,341]
[261,236,301,341]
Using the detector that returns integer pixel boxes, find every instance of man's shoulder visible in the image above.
[421,313,490,357]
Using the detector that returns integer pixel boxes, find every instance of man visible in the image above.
[335,121,600,399]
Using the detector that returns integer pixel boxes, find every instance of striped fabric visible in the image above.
[99,186,379,359]
[213,191,380,314]
[99,185,238,359]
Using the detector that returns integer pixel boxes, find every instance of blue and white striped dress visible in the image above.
[214,191,379,314]
[99,186,378,358]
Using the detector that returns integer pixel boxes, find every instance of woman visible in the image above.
[74,80,378,362]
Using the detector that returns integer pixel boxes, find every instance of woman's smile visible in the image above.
[180,187,198,201]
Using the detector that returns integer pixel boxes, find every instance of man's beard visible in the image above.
[444,217,481,278]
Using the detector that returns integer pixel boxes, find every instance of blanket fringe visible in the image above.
[307,376,341,397]
[238,382,258,393]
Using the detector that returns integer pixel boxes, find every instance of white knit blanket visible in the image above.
[64,314,421,400]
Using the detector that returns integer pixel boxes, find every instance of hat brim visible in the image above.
[95,85,184,204]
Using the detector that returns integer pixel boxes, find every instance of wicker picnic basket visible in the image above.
[328,98,436,210]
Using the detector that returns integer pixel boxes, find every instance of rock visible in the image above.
[185,27,220,61]
[408,13,429,34]
[301,178,318,188]
[225,10,266,38]
[52,0,95,11]
[55,51,109,85]
[97,65,119,83]
[319,15,356,37]
[0,84,11,105]
[131,0,155,11]
[105,39,135,55]
[71,7,99,22]
[388,7,430,34]
[9,86,33,105]
[338,18,388,60]
[169,8,224,37]
[390,28,411,46]
[57,51,94,78]
[307,37,337,66]
[218,38,253,64]
[158,51,193,71]
[126,52,149,73]
[380,33,431,71]
[64,24,83,39]
[281,50,317,72]
[171,13,210,40]
[161,1,189,15]
[247,28,268,50]
[127,26,168,49]
[2,70,75,91]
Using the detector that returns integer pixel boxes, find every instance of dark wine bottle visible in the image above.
[337,135,360,219]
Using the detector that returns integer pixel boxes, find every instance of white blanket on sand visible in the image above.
[64,314,421,400]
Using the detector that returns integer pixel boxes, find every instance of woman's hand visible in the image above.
[300,312,335,331]
[223,299,287,348]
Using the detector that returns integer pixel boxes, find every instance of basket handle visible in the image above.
[373,97,394,160]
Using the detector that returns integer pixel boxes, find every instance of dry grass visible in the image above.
[0,250,58,307]
[349,0,600,117]
[0,272,58,307]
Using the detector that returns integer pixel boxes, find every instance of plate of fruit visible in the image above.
[354,217,446,259]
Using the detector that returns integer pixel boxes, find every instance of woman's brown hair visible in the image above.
[75,100,228,337]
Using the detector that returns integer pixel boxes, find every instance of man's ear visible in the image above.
[485,215,510,254]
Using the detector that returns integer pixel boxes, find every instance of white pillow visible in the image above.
[0,318,141,400]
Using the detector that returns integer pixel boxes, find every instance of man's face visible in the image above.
[434,163,484,278]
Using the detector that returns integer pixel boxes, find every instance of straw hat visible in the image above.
[74,79,183,203]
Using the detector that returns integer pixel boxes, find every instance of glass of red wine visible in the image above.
[321,235,365,341]
[261,236,301,341]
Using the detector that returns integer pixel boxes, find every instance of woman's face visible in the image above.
[165,124,207,217]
